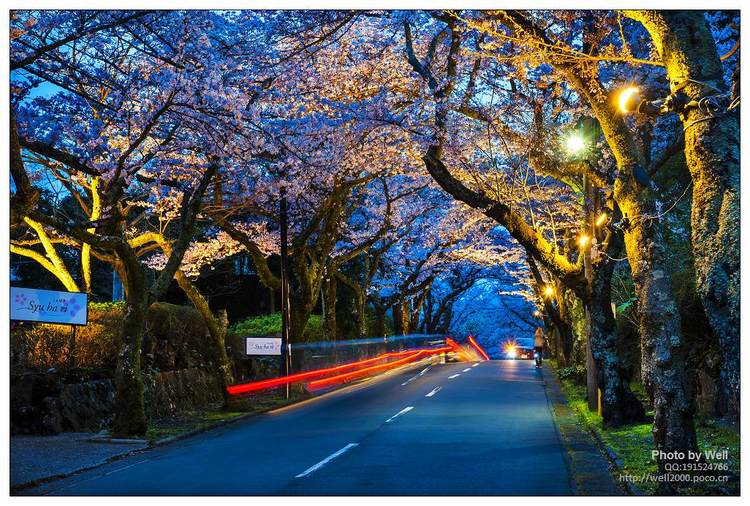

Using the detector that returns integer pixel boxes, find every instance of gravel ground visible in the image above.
[10,433,148,488]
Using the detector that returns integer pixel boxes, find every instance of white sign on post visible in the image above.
[10,287,88,325]
[245,337,282,356]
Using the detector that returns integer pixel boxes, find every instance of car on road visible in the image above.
[500,338,534,360]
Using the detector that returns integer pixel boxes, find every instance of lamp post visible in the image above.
[279,177,291,399]
[566,129,600,412]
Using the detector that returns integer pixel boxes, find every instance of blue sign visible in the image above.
[10,287,88,325]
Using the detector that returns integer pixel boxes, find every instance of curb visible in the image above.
[539,363,627,496]
[11,446,150,494]
[538,366,579,496]
[584,421,645,496]
[11,357,436,493]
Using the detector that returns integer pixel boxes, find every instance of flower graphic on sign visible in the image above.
[67,297,82,318]
[14,293,27,310]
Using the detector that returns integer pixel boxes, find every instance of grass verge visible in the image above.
[549,361,739,495]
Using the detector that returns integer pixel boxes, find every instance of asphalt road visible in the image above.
[24,360,572,495]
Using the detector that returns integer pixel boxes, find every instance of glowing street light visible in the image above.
[544,285,555,298]
[618,86,642,113]
[578,234,591,249]
[595,212,609,227]
[533,310,542,318]
[565,133,586,155]
[618,85,664,116]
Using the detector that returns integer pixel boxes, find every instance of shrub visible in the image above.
[11,302,124,371]
[230,312,324,342]
[11,301,209,373]
[557,364,587,384]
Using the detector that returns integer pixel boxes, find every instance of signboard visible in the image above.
[245,337,282,356]
[10,287,88,325]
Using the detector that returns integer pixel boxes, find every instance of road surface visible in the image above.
[23,360,572,495]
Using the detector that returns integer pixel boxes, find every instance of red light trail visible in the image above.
[307,346,451,390]
[467,335,490,361]
[226,346,451,396]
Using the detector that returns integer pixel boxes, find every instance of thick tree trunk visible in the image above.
[392,301,410,336]
[627,9,740,421]
[174,270,233,406]
[10,109,40,226]
[353,290,366,339]
[564,63,698,477]
[112,253,148,437]
[335,272,367,339]
[589,230,645,427]
[619,187,697,476]
[290,299,314,344]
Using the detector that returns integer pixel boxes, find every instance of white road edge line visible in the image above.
[402,366,432,386]
[385,406,414,423]
[448,374,460,379]
[103,460,150,476]
[425,386,442,397]
[295,443,359,478]
[462,368,471,372]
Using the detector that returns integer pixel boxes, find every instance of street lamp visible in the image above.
[618,86,643,114]
[544,285,555,298]
[565,132,586,155]
[617,84,697,117]
[595,212,609,227]
[577,234,591,249]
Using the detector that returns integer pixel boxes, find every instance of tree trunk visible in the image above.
[409,289,429,334]
[589,227,645,427]
[565,64,698,476]
[627,9,740,421]
[437,304,453,335]
[174,270,233,406]
[619,186,697,476]
[289,300,312,344]
[373,302,387,338]
[111,252,148,437]
[322,275,337,340]
[353,290,366,339]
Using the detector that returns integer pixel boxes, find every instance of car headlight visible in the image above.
[506,348,517,358]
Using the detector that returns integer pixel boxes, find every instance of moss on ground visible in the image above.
[553,365,739,495]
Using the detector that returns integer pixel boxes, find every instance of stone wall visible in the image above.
[10,368,223,435]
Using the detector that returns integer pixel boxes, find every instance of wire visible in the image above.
[633,181,693,226]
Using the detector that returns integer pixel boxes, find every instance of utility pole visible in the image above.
[583,174,599,412]
[279,177,291,399]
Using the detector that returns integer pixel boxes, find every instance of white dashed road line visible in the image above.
[402,366,432,386]
[462,368,471,372]
[295,443,359,478]
[385,406,414,423]
[472,363,479,368]
[448,374,460,379]
[425,386,442,397]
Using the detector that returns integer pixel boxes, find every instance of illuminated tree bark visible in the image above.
[81,177,101,293]
[626,9,740,421]
[588,212,645,426]
[149,233,234,406]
